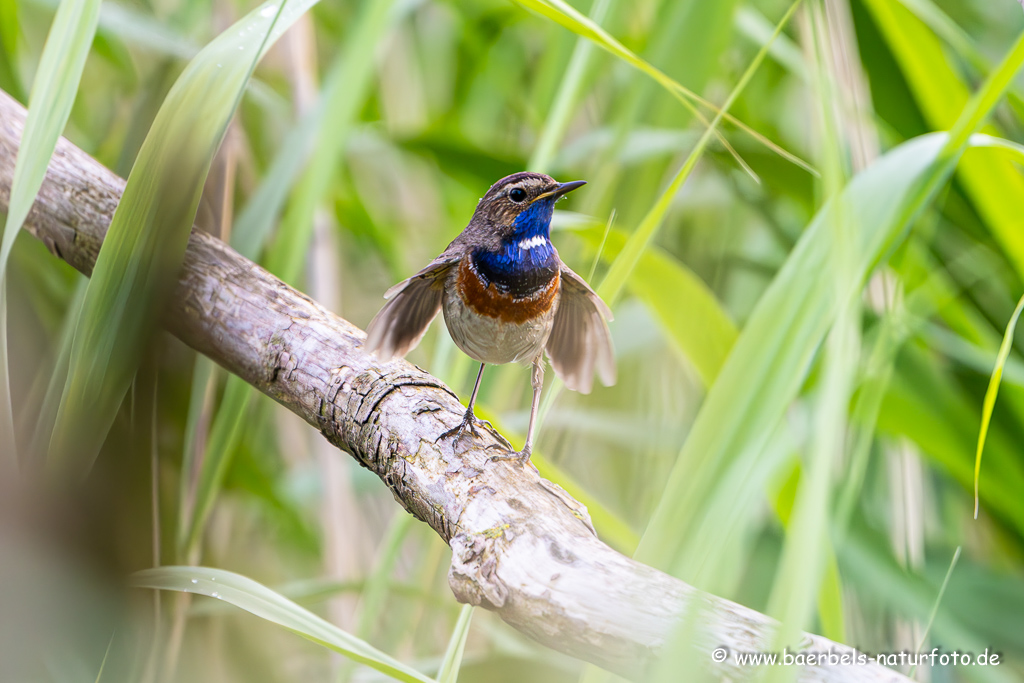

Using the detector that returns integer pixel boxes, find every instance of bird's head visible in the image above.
[471,172,585,244]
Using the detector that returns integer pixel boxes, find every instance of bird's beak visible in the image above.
[532,180,586,203]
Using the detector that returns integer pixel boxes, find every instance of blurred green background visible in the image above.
[2,0,1024,681]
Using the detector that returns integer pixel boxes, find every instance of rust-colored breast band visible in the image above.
[457,259,559,324]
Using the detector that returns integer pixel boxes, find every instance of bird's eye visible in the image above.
[509,187,528,203]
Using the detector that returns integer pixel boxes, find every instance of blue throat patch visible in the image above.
[473,199,558,298]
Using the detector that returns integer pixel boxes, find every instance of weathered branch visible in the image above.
[0,90,905,682]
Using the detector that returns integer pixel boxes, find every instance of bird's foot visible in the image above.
[488,444,532,466]
[438,411,491,451]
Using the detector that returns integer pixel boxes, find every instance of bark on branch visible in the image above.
[0,90,905,682]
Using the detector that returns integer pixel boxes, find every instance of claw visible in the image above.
[438,410,488,451]
[488,444,532,466]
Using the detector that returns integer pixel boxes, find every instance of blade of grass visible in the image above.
[0,0,101,468]
[543,0,768,183]
[909,546,961,679]
[354,512,414,640]
[762,8,856,677]
[967,132,1024,161]
[131,566,436,683]
[840,531,1014,683]
[897,0,1024,122]
[179,0,402,562]
[339,512,414,683]
[585,210,612,283]
[898,0,984,71]
[635,29,1024,578]
[515,0,815,176]
[762,261,854,673]
[437,605,474,683]
[816,551,845,643]
[24,0,200,59]
[596,0,803,308]
[527,0,613,174]
[863,0,1024,280]
[972,292,1024,518]
[235,0,406,265]
[878,349,1024,537]
[0,296,11,470]
[735,5,807,80]
[572,225,737,386]
[46,0,316,476]
[925,324,1024,388]
[175,354,215,556]
[179,374,250,555]
[874,133,1024,536]
[28,276,88,460]
[94,1,199,59]
[770,462,846,643]
[268,0,398,286]
[0,0,99,277]
[230,100,321,261]
[93,632,115,683]
[832,240,983,544]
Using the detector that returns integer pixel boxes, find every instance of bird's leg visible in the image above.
[464,361,486,423]
[491,356,543,465]
[439,363,488,448]
[521,357,544,460]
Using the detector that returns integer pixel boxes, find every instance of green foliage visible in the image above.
[132,566,436,682]
[4,0,1024,681]
[437,605,474,683]
[46,0,311,475]
[973,293,1024,517]
[0,0,100,468]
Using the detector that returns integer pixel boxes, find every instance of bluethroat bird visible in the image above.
[365,172,616,463]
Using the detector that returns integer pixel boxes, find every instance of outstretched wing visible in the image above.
[545,265,616,394]
[365,258,456,360]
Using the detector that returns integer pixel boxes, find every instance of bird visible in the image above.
[365,172,615,463]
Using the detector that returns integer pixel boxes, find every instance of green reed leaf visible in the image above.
[47,0,316,476]
[574,226,737,386]
[863,0,1024,280]
[596,0,802,309]
[514,0,814,176]
[268,0,398,284]
[972,293,1024,518]
[527,0,613,174]
[132,566,436,683]
[437,605,474,683]
[179,0,401,561]
[0,0,100,467]
[23,0,200,59]
[636,27,1024,579]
